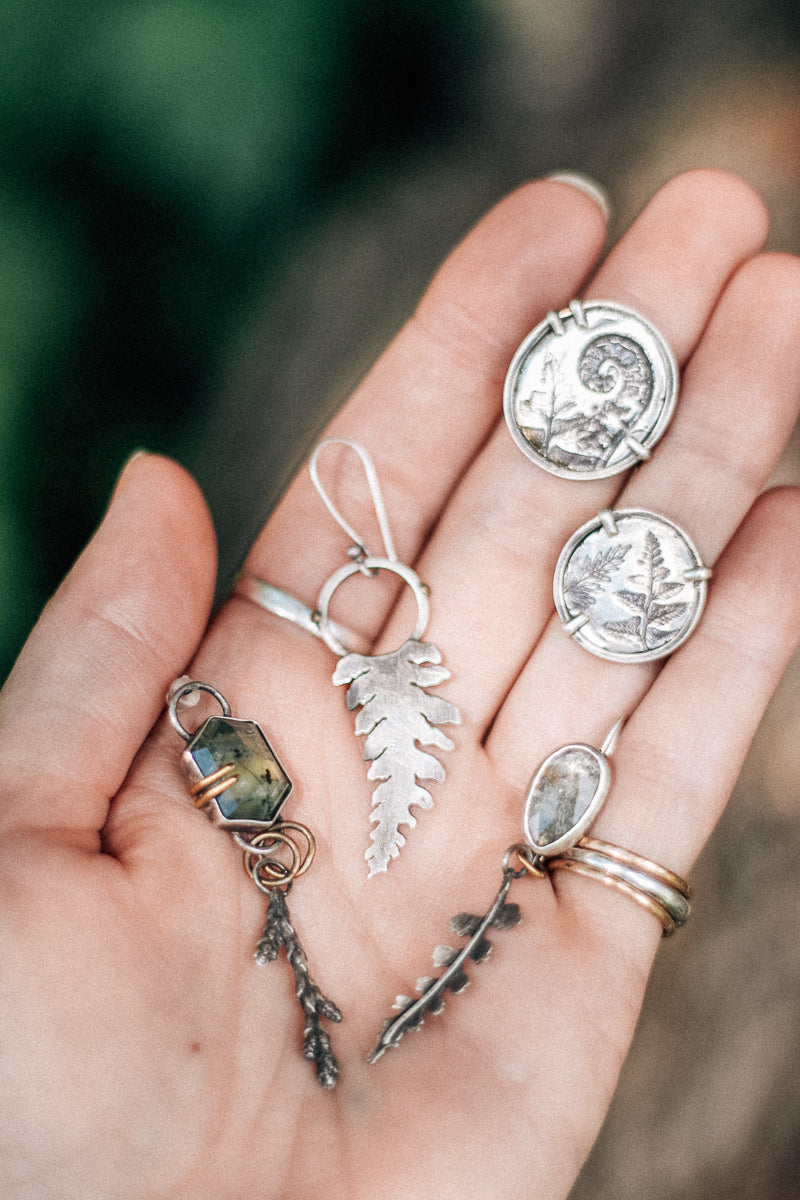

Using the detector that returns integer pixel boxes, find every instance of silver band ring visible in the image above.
[233,575,371,655]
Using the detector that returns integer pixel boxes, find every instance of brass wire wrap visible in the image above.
[190,763,239,807]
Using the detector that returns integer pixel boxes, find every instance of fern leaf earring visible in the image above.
[309,437,461,877]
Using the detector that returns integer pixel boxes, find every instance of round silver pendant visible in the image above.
[553,509,710,663]
[503,299,678,479]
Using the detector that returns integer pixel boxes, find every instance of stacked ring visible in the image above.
[549,836,691,935]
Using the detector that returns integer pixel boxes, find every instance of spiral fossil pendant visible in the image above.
[503,299,678,479]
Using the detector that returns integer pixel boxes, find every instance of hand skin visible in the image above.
[1,170,800,1200]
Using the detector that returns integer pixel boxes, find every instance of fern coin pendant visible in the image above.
[554,508,711,662]
[503,299,678,479]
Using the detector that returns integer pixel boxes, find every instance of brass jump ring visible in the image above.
[236,821,316,880]
[502,842,547,879]
[241,828,310,891]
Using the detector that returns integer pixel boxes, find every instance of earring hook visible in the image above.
[309,437,398,565]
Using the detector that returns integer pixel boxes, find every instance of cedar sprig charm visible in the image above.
[255,888,342,1088]
[168,680,342,1090]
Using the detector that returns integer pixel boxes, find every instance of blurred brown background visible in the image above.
[3,1,800,1194]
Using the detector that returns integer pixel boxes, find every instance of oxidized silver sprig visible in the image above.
[255,887,342,1088]
[369,864,523,1062]
[368,721,625,1064]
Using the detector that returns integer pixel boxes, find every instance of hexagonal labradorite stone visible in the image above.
[184,715,292,825]
[523,746,604,853]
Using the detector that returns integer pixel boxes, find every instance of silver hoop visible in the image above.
[315,557,430,657]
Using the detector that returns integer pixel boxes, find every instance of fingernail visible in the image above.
[110,449,152,500]
[546,172,611,221]
[122,449,152,468]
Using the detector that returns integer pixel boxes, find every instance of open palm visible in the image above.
[2,171,800,1200]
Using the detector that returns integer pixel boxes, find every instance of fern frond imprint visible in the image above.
[333,639,461,876]
[520,352,579,458]
[368,867,521,1062]
[601,529,689,651]
[564,543,630,611]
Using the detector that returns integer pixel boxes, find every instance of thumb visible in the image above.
[0,453,217,838]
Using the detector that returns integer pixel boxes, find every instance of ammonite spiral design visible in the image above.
[503,300,678,480]
[578,334,653,408]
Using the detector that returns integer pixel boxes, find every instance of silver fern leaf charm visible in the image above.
[333,638,461,876]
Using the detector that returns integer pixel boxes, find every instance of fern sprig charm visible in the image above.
[368,722,625,1065]
[334,640,461,875]
[368,862,526,1062]
[310,438,462,875]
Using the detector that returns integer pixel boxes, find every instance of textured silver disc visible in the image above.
[503,300,678,479]
[554,509,710,663]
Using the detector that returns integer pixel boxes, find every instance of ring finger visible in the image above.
[486,247,800,787]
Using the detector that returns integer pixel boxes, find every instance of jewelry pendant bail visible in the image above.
[309,436,398,565]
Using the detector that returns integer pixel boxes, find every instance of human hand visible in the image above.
[2,169,800,1200]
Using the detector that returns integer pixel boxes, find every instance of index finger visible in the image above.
[242,179,608,635]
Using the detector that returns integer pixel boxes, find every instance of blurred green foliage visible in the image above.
[0,0,483,679]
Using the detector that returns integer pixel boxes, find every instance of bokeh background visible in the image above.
[2,1,800,1195]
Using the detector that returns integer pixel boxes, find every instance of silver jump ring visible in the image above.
[315,557,430,657]
[168,680,231,743]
